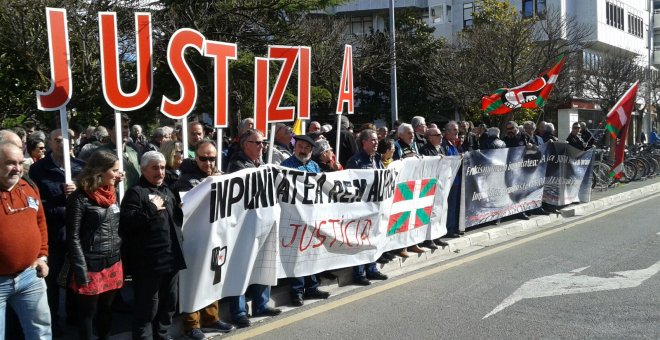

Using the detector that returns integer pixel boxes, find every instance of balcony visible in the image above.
[655,10,660,30]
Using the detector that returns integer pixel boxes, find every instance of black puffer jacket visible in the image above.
[120,176,186,275]
[173,158,207,192]
[65,188,122,285]
[226,151,259,173]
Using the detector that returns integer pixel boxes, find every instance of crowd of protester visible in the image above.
[0,113,605,339]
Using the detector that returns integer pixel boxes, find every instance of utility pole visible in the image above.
[389,0,399,126]
[647,0,654,136]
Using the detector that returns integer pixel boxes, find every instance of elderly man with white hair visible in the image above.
[393,123,418,160]
[120,151,190,340]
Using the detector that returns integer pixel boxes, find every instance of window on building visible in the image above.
[606,1,624,30]
[432,4,453,24]
[522,0,546,18]
[348,16,373,35]
[628,13,643,38]
[463,2,474,27]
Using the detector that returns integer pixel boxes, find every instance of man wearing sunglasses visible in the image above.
[0,141,52,339]
[224,129,281,328]
[174,141,235,339]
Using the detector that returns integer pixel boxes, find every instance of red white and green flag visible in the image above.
[482,53,567,115]
[387,178,437,236]
[605,81,639,178]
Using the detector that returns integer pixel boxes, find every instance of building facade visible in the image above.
[324,0,656,140]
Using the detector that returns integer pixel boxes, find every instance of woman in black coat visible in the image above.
[66,151,124,340]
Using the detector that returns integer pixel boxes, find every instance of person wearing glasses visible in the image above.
[225,129,281,328]
[0,141,51,339]
[173,141,234,339]
[65,151,124,340]
[566,122,587,151]
[29,129,86,335]
[502,121,530,148]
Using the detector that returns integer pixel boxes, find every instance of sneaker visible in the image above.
[353,277,371,286]
[291,295,304,307]
[253,306,282,317]
[233,315,251,329]
[304,289,330,300]
[186,328,206,340]
[202,320,234,333]
[366,271,388,280]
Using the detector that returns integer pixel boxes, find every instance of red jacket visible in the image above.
[0,178,48,275]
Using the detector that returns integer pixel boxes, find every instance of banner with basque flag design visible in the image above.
[605,81,639,178]
[482,54,567,115]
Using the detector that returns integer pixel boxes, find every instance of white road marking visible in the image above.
[483,260,660,319]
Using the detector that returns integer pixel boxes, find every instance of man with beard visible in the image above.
[281,135,331,306]
[502,121,530,148]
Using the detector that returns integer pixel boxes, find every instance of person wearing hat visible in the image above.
[312,139,342,172]
[280,135,331,306]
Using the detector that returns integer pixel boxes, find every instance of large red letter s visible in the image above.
[160,29,205,119]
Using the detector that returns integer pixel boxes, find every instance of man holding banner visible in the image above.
[281,135,331,306]
[346,129,390,285]
[225,129,281,327]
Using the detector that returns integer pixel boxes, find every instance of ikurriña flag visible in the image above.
[387,178,437,236]
[606,81,639,178]
[482,53,567,115]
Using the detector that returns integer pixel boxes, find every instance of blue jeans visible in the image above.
[0,267,52,340]
[228,284,270,320]
[353,262,378,280]
[290,275,319,297]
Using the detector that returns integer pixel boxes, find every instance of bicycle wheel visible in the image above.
[618,160,636,183]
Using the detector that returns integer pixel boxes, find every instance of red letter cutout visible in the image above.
[160,29,205,119]
[297,46,311,120]
[99,12,153,111]
[36,8,71,111]
[335,45,354,115]
[253,57,269,135]
[267,46,298,122]
[204,41,237,128]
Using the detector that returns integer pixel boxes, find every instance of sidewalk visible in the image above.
[95,177,660,339]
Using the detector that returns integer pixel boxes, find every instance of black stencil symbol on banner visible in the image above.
[211,246,227,285]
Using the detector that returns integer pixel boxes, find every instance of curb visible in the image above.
[170,181,660,339]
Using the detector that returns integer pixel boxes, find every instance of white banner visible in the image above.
[178,156,461,312]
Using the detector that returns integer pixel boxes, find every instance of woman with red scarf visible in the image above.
[65,151,124,340]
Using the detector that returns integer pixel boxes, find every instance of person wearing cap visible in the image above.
[312,139,341,172]
[280,135,331,306]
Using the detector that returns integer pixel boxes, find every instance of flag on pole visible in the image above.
[482,54,567,115]
[292,118,303,136]
[605,81,639,178]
